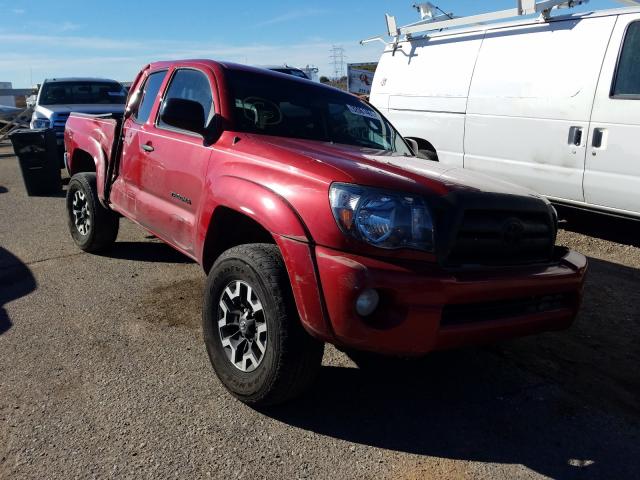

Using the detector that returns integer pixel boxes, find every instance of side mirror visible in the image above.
[405,137,419,156]
[160,98,205,135]
[124,89,141,119]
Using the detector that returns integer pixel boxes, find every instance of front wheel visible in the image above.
[66,173,119,252]
[203,244,324,406]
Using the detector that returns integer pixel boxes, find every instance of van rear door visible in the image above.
[464,16,616,202]
[584,14,640,217]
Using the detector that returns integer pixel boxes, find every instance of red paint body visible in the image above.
[64,60,587,355]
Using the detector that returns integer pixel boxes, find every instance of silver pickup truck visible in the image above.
[30,77,126,163]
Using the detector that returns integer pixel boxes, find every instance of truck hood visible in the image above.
[35,104,125,118]
[252,135,543,199]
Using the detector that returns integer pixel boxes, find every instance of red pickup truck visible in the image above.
[64,60,587,405]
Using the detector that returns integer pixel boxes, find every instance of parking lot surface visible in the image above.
[1,142,639,479]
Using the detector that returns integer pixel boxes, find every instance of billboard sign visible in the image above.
[347,63,378,96]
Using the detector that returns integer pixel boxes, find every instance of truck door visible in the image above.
[584,15,640,216]
[114,69,168,219]
[135,67,215,256]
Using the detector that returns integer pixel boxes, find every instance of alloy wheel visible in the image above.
[217,280,267,372]
[72,190,91,236]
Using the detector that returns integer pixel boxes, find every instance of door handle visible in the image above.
[141,143,154,153]
[569,126,583,146]
[592,128,606,149]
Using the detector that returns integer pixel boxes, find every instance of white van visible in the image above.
[370,5,640,219]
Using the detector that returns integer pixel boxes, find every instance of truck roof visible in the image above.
[146,59,313,82]
[397,6,640,42]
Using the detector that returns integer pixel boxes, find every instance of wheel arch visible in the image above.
[201,206,275,274]
[69,149,97,176]
[68,145,109,205]
[198,177,332,342]
[197,176,311,272]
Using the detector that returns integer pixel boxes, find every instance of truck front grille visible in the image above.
[441,293,575,327]
[51,113,70,135]
[446,210,555,267]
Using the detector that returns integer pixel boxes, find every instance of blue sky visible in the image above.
[0,0,622,86]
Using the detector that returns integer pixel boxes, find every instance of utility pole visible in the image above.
[329,45,346,81]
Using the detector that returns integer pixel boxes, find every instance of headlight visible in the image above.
[329,183,434,252]
[31,118,50,129]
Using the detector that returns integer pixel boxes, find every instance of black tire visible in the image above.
[66,173,119,252]
[203,244,324,406]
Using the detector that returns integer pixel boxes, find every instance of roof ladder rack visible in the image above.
[362,0,589,47]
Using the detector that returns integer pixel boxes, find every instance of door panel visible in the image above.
[135,67,216,255]
[464,16,617,201]
[135,129,211,253]
[584,15,640,216]
[465,114,588,200]
[112,70,168,220]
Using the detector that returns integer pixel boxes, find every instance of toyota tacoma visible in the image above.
[63,60,587,405]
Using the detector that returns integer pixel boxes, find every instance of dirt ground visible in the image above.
[1,142,639,479]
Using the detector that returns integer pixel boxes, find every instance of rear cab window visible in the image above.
[134,71,167,124]
[612,21,640,99]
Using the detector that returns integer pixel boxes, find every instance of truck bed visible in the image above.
[64,113,122,202]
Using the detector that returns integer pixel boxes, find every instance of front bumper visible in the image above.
[315,246,587,356]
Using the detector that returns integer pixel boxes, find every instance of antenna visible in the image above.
[329,45,346,80]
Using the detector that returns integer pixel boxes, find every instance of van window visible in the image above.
[613,22,640,98]
[158,69,214,130]
[134,71,166,123]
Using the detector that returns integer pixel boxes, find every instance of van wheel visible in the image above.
[203,244,324,406]
[66,173,119,252]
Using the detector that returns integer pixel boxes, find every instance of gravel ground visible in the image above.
[1,142,639,480]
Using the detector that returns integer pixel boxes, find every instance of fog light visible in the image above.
[356,289,380,316]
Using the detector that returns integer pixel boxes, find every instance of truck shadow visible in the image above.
[0,247,37,335]
[263,257,640,479]
[557,206,640,248]
[103,241,194,264]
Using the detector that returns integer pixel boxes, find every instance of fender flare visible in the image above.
[196,175,311,259]
[68,142,109,205]
[196,175,335,342]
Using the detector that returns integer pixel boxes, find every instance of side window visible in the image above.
[613,21,640,98]
[158,69,213,131]
[134,71,166,123]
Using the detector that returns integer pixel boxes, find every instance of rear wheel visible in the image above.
[203,244,324,406]
[66,173,119,252]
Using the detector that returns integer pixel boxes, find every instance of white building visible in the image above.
[0,82,16,107]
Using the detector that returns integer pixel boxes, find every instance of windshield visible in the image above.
[39,81,127,106]
[227,70,412,155]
